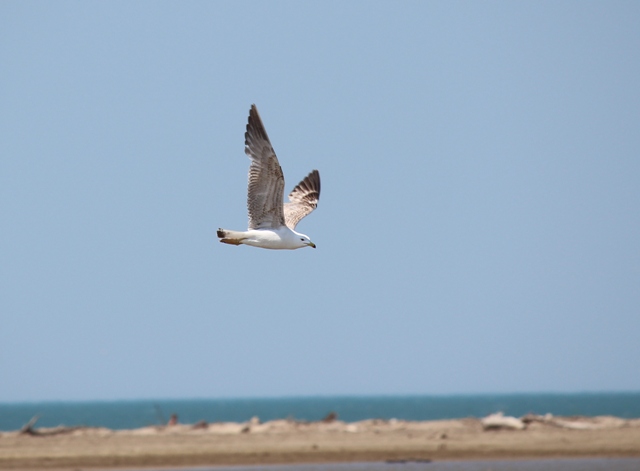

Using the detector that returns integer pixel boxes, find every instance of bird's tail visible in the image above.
[217,228,245,246]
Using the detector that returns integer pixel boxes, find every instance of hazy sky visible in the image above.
[1,1,639,403]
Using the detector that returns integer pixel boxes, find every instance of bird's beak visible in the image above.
[308,242,316,249]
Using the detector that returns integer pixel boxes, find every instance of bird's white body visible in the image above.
[219,227,314,250]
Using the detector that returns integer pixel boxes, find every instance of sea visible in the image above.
[1,392,639,431]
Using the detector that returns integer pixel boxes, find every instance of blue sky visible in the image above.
[1,1,639,402]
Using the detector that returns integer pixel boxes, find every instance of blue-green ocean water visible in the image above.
[1,392,639,432]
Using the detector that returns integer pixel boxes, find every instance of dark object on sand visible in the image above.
[322,412,338,423]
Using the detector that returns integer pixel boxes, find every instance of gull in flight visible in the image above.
[217,105,320,250]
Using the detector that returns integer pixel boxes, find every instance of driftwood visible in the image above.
[18,415,93,436]
[19,416,40,435]
[521,413,628,430]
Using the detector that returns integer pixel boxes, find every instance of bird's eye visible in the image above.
[300,238,304,241]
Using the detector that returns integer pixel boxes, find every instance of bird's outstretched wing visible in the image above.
[284,169,321,230]
[244,105,286,229]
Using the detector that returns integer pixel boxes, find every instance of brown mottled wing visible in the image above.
[244,105,286,229]
[284,169,321,230]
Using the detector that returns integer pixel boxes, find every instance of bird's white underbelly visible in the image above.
[242,228,299,250]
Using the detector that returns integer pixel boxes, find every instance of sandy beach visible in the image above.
[2,415,640,469]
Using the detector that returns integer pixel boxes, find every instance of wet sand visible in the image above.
[2,416,640,469]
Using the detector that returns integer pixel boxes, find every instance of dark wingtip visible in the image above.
[310,169,320,197]
[245,104,270,149]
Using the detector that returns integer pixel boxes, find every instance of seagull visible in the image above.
[217,105,320,250]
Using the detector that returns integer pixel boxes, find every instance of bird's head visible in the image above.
[296,233,316,249]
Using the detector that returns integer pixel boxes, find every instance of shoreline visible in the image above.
[2,415,640,469]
